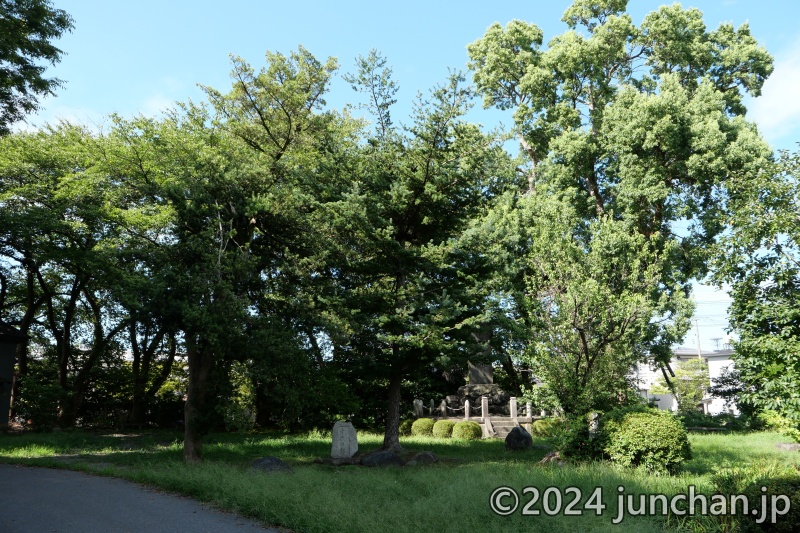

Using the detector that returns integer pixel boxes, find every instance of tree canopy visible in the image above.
[1,0,794,459]
[0,0,74,134]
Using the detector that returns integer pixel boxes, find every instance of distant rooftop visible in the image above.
[672,346,734,357]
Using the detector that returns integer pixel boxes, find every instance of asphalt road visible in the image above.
[0,464,283,533]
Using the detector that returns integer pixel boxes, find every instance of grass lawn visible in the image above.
[0,429,797,532]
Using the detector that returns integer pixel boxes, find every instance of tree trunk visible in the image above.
[9,266,38,420]
[184,337,214,463]
[382,364,404,453]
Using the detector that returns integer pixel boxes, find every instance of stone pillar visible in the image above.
[481,396,489,422]
[439,399,447,418]
[510,397,518,423]
[429,399,435,416]
[464,399,471,420]
[526,402,532,420]
[413,399,423,418]
[589,412,600,440]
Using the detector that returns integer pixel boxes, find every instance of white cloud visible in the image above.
[140,93,177,118]
[749,38,800,145]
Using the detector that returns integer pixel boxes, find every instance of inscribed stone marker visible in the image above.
[331,421,358,459]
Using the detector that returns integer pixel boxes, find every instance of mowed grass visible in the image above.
[0,429,797,532]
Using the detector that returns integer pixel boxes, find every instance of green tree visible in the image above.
[0,0,74,134]
[0,124,130,426]
[164,47,353,462]
[475,192,693,415]
[466,0,773,415]
[327,53,513,451]
[713,148,800,427]
[651,357,710,412]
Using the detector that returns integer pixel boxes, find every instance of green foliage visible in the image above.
[398,419,413,437]
[651,358,710,413]
[544,413,608,461]
[0,0,74,134]
[451,420,482,440]
[216,361,256,433]
[712,462,800,532]
[677,411,748,431]
[410,418,434,437]
[467,0,772,418]
[603,408,692,474]
[756,411,800,443]
[713,145,800,443]
[530,418,564,438]
[13,359,63,431]
[708,364,754,416]
[432,419,455,438]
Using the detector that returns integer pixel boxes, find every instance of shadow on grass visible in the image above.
[0,429,552,469]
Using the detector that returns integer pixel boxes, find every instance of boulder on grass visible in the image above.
[360,450,405,467]
[251,456,292,473]
[776,443,800,452]
[505,426,533,452]
[405,451,438,466]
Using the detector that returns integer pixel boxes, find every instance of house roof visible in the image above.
[672,346,734,358]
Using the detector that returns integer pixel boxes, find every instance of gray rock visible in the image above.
[776,443,800,451]
[360,450,404,467]
[251,456,292,473]
[505,426,533,451]
[405,451,438,466]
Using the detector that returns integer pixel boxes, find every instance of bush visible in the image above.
[432,419,455,438]
[452,420,482,440]
[678,411,749,431]
[399,418,414,436]
[756,410,800,442]
[603,408,691,474]
[411,418,435,437]
[548,414,605,461]
[530,417,565,437]
[712,462,800,532]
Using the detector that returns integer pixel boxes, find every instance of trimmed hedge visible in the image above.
[432,419,455,438]
[603,408,691,474]
[399,419,414,436]
[452,420,483,440]
[411,418,435,437]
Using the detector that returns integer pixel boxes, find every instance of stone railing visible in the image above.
[413,396,539,422]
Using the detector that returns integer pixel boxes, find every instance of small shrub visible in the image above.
[530,417,565,437]
[603,408,691,474]
[432,419,455,438]
[756,410,800,442]
[452,420,482,440]
[411,417,435,437]
[548,414,604,461]
[399,419,414,436]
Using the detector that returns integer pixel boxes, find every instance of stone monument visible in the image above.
[331,421,358,459]
[454,361,510,416]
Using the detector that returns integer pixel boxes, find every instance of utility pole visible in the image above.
[695,319,702,360]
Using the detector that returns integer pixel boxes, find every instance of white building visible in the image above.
[634,347,737,415]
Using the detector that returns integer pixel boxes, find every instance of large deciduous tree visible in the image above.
[466,0,773,415]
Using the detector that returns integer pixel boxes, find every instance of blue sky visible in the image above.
[26,1,800,350]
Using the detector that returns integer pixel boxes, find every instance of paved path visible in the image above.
[0,464,283,532]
